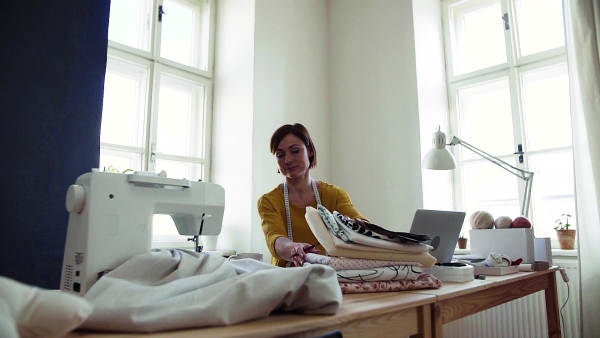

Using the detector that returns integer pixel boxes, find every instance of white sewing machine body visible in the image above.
[60,169,225,295]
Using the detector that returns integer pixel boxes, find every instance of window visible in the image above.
[101,0,215,246]
[442,0,574,247]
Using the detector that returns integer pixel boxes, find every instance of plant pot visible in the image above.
[556,229,576,250]
[457,237,468,249]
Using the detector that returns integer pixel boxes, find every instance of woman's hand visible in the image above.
[275,237,320,267]
[289,242,321,266]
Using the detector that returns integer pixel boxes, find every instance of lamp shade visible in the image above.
[422,129,457,170]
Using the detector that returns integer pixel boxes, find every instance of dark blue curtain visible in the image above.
[0,0,110,289]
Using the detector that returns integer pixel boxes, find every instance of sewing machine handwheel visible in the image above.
[66,184,85,213]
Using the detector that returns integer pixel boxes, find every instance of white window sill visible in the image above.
[551,249,578,257]
[454,248,578,258]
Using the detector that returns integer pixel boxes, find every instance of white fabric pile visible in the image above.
[1,249,342,335]
[0,277,92,338]
[81,249,342,332]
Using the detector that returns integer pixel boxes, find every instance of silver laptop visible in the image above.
[409,209,466,264]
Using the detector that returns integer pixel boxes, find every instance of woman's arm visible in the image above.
[257,195,287,259]
[258,194,320,266]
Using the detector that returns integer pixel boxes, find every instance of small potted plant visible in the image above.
[554,213,576,250]
[457,233,468,249]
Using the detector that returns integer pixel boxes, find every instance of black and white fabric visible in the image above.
[334,212,381,238]
[333,211,430,244]
[317,204,353,243]
[332,211,430,252]
[333,265,423,283]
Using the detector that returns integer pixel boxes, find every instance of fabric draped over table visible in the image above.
[80,249,342,333]
[305,206,442,294]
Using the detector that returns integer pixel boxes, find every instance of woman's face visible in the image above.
[275,133,313,178]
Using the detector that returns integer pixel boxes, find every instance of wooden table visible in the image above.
[411,267,562,338]
[68,268,560,338]
[68,292,436,338]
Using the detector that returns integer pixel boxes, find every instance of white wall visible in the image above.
[214,0,331,261]
[212,0,256,252]
[328,0,424,229]
[252,0,330,262]
[413,0,455,211]
[213,0,446,261]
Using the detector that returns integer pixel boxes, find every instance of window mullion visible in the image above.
[145,0,163,173]
[449,87,466,214]
[441,1,457,83]
[504,0,526,170]
[152,0,165,62]
[502,0,517,67]
[202,78,212,182]
[204,0,216,78]
[146,61,162,172]
[508,66,529,216]
[508,67,525,158]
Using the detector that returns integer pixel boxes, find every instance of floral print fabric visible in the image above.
[305,253,442,294]
[339,273,442,294]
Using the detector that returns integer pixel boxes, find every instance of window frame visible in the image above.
[102,0,215,179]
[441,0,574,248]
[101,0,216,246]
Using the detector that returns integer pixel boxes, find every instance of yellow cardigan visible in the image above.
[257,181,366,267]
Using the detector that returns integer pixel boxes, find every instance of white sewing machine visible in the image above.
[60,169,225,295]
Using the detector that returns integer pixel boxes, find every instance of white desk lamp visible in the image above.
[422,126,534,217]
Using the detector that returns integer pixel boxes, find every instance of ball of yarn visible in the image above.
[470,211,494,229]
[512,216,532,228]
[494,215,513,229]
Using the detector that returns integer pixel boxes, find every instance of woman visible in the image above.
[258,123,367,267]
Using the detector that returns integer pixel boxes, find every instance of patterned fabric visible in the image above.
[332,211,431,252]
[305,253,422,270]
[334,211,381,238]
[303,213,442,294]
[304,207,438,267]
[317,204,352,242]
[334,265,422,283]
[334,211,430,244]
[339,273,442,294]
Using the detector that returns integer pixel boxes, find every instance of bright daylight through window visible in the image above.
[441,0,574,247]
[100,0,215,246]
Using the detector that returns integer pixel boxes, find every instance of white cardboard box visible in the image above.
[469,228,535,263]
[473,265,519,276]
[423,265,474,283]
[534,237,553,265]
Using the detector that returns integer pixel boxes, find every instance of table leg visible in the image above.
[431,303,443,338]
[545,272,562,338]
[410,304,433,338]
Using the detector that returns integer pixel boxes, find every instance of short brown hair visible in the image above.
[270,123,317,169]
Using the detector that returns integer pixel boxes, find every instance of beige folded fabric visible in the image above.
[327,222,430,253]
[330,235,416,253]
[305,207,437,267]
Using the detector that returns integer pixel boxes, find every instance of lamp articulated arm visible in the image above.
[448,135,535,217]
